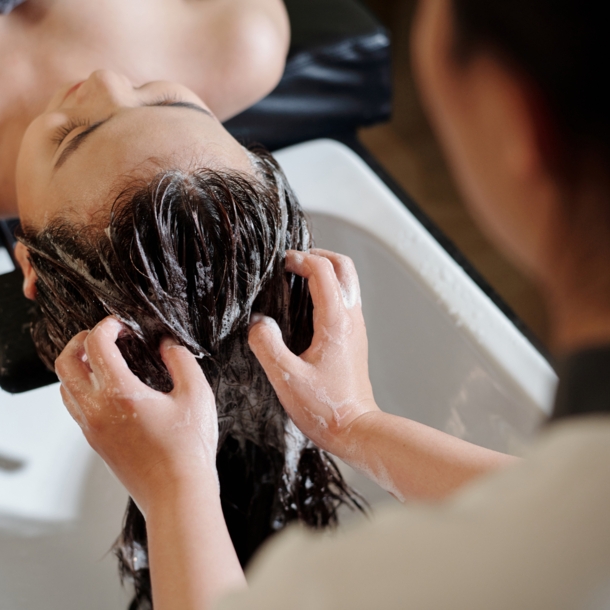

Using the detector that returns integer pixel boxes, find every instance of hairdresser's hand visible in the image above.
[55,317,219,516]
[249,249,379,458]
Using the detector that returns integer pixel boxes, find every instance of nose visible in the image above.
[75,70,135,106]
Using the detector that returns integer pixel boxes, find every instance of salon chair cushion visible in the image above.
[0,270,58,392]
[0,0,390,392]
[0,0,26,15]
[224,0,391,150]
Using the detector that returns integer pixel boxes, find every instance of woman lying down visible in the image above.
[0,0,288,218]
[14,71,513,609]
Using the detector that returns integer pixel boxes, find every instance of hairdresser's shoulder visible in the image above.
[215,417,610,610]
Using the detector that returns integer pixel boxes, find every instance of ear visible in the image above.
[14,242,38,300]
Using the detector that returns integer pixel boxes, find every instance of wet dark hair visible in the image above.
[18,147,364,609]
[451,0,609,169]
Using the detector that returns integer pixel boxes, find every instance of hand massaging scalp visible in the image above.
[18,147,364,609]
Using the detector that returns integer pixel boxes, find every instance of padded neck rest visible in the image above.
[0,270,58,393]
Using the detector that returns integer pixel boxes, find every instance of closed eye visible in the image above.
[51,117,92,148]
[52,98,213,170]
[144,96,215,117]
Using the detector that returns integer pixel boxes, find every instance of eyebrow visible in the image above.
[53,101,214,171]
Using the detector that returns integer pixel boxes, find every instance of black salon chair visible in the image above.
[225,0,391,149]
[0,0,392,393]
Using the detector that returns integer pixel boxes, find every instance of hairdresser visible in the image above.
[55,0,610,607]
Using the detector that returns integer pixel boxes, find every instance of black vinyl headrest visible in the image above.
[0,269,59,393]
[225,0,391,150]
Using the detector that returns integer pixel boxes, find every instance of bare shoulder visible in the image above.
[187,0,289,43]
[180,0,290,120]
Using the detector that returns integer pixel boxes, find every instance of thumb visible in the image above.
[248,314,306,386]
[160,338,212,398]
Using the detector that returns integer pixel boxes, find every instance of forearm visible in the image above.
[248,250,518,503]
[146,474,246,610]
[337,411,518,502]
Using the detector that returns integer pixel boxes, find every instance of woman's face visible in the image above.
[16,70,253,228]
[411,0,558,279]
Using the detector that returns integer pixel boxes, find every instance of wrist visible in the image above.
[141,458,220,516]
[329,405,383,461]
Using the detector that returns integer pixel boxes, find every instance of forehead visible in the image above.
[22,106,253,227]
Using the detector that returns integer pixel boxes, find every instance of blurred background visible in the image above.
[359,0,550,347]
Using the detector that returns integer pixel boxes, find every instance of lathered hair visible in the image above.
[19,148,364,610]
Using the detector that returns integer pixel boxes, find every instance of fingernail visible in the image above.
[287,250,306,264]
[249,314,282,337]
[249,312,265,327]
[160,336,180,350]
[97,316,124,335]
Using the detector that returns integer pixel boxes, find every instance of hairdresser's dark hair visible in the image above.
[18,147,364,609]
[451,0,610,166]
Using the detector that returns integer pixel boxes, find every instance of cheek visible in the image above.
[15,135,66,226]
[15,121,48,207]
[451,126,548,277]
[412,2,531,259]
[15,154,38,221]
[413,0,551,275]
[438,103,537,266]
[412,0,492,209]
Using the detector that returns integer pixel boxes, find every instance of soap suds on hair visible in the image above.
[20,147,366,610]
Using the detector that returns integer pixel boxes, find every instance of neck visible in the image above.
[541,178,610,355]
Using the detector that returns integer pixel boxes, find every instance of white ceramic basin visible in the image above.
[0,139,557,607]
[275,139,557,504]
[0,385,132,608]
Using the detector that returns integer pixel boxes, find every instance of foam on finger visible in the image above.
[309,249,361,310]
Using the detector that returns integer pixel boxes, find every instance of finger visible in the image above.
[248,314,308,390]
[60,384,87,429]
[83,316,144,393]
[285,250,344,328]
[309,249,361,310]
[159,338,212,399]
[55,331,94,399]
